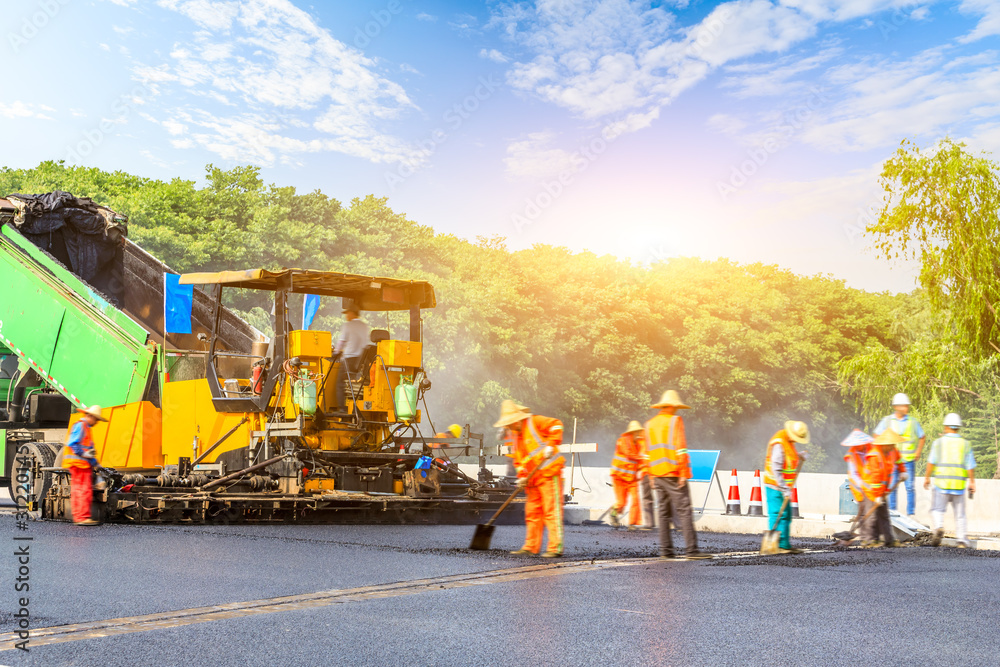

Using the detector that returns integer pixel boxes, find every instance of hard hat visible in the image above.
[624,420,644,434]
[447,424,462,438]
[784,420,810,444]
[892,393,911,406]
[943,413,963,428]
[650,390,690,410]
[79,405,108,422]
[494,399,531,428]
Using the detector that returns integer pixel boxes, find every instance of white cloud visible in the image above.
[99,43,111,51]
[479,48,510,63]
[416,12,437,22]
[0,101,53,121]
[504,130,580,178]
[489,0,934,136]
[400,63,421,75]
[131,0,422,166]
[707,112,747,136]
[959,0,1000,42]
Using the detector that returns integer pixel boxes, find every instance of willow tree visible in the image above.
[839,139,1000,476]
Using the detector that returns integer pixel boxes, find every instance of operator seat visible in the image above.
[347,329,389,396]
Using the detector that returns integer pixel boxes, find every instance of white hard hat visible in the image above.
[943,413,963,428]
[892,393,911,406]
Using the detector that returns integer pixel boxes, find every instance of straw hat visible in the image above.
[840,429,872,448]
[624,420,644,434]
[872,429,904,446]
[650,389,689,409]
[494,399,531,428]
[784,420,810,444]
[79,405,108,422]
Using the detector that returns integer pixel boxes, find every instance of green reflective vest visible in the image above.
[889,416,918,462]
[932,436,971,491]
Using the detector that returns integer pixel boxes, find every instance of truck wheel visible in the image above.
[9,442,59,512]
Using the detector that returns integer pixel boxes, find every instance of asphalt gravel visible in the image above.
[1,514,997,666]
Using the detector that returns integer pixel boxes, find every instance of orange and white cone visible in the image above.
[747,470,764,517]
[725,469,742,515]
[790,487,801,519]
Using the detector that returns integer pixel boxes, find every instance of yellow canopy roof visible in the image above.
[178,268,436,311]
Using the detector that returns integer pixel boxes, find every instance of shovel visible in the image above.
[759,460,804,555]
[470,456,554,550]
[832,497,881,544]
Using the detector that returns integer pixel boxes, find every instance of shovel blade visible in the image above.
[760,529,782,555]
[469,523,495,551]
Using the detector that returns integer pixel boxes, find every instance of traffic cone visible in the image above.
[725,469,742,515]
[790,486,801,519]
[747,470,764,516]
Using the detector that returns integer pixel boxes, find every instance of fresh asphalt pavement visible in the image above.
[1,513,997,667]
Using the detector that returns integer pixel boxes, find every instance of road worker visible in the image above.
[430,424,464,458]
[842,429,872,517]
[861,430,906,547]
[61,405,106,526]
[333,302,370,412]
[495,400,565,557]
[924,413,976,548]
[873,393,925,516]
[645,390,710,559]
[763,421,810,554]
[609,421,646,530]
[637,457,656,530]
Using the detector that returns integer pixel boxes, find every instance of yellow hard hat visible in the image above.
[448,424,462,438]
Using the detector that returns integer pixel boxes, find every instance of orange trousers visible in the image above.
[612,477,641,526]
[522,476,563,555]
[70,466,92,523]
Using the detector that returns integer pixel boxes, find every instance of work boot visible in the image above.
[956,541,971,549]
[778,547,804,554]
[659,550,676,559]
[75,519,100,526]
[609,509,620,528]
[509,549,536,556]
[540,551,562,558]
[685,551,712,560]
[860,540,879,548]
[637,525,654,532]
[930,529,944,547]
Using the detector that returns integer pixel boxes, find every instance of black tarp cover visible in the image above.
[5,191,128,307]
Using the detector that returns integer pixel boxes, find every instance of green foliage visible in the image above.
[838,139,1000,477]
[1,161,905,472]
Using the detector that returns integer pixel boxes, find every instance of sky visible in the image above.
[3,0,999,293]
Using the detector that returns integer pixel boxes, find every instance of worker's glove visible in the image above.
[782,488,791,500]
[83,449,97,459]
[874,497,883,506]
[543,446,555,458]
[899,472,909,482]
[516,477,527,489]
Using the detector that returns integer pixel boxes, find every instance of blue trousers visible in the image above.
[888,461,916,514]
[766,487,792,549]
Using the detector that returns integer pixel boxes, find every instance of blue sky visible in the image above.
[3,0,999,293]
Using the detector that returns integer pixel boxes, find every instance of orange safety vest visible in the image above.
[844,447,869,502]
[508,415,564,484]
[862,447,892,501]
[61,422,94,470]
[645,414,690,478]
[610,433,642,483]
[763,431,800,488]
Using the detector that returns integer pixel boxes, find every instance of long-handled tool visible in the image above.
[759,460,804,555]
[832,497,882,544]
[469,456,554,550]
[581,505,614,526]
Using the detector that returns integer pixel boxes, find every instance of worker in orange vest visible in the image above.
[841,429,873,513]
[61,405,107,526]
[610,421,646,530]
[763,421,810,554]
[645,390,710,559]
[495,400,565,557]
[860,430,905,547]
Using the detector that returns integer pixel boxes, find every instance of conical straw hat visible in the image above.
[650,390,689,409]
[494,399,531,428]
[79,405,108,422]
[624,420,644,434]
[872,429,904,446]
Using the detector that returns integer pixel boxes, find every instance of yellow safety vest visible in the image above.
[932,436,971,491]
[888,416,918,462]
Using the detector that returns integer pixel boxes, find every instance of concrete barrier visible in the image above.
[460,464,1000,537]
